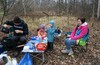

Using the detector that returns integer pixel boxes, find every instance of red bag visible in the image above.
[36,43,46,51]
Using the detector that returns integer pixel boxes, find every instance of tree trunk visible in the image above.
[92,0,95,18]
[0,0,7,25]
[22,0,26,17]
[1,11,5,25]
[97,0,100,18]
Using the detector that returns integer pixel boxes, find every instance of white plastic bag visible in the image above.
[0,54,18,65]
[0,54,12,65]
[12,58,18,65]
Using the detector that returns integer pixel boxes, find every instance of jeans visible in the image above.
[65,38,76,50]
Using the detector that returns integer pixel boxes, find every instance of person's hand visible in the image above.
[15,30,20,33]
[49,24,52,27]
[3,24,12,28]
[15,30,23,33]
[46,24,52,28]
[76,40,79,44]
[3,24,8,28]
[68,38,71,40]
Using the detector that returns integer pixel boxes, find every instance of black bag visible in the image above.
[55,29,61,34]
[1,26,9,34]
[1,37,13,51]
[1,37,11,46]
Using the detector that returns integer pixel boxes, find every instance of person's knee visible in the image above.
[65,39,71,45]
[11,36,18,42]
[20,37,26,44]
[65,39,70,43]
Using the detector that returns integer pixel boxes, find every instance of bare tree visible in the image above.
[0,0,100,20]
[0,0,15,24]
[92,0,95,18]
[22,0,26,16]
[0,0,7,24]
[97,0,100,18]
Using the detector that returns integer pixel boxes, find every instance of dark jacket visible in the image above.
[4,20,29,36]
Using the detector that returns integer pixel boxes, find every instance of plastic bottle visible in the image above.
[42,37,47,44]
[0,45,3,54]
[37,37,42,42]
[32,42,36,51]
[1,51,8,54]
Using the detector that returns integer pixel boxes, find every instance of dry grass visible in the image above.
[22,16,77,34]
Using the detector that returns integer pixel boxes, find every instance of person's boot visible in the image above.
[49,43,53,51]
[45,43,50,52]
[61,49,70,53]
[68,48,74,55]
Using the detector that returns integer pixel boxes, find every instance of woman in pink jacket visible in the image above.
[62,18,89,55]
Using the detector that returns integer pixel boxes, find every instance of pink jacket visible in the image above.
[70,22,89,40]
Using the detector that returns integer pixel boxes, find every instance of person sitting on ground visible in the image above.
[2,16,29,52]
[61,18,89,55]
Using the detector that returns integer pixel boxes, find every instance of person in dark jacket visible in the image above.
[3,16,29,50]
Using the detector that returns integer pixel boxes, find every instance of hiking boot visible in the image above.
[61,49,70,53]
[68,48,74,55]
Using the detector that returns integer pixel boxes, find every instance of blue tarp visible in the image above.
[19,52,33,65]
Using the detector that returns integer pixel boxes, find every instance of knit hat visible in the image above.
[39,24,45,30]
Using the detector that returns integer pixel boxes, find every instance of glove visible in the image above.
[76,39,79,44]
